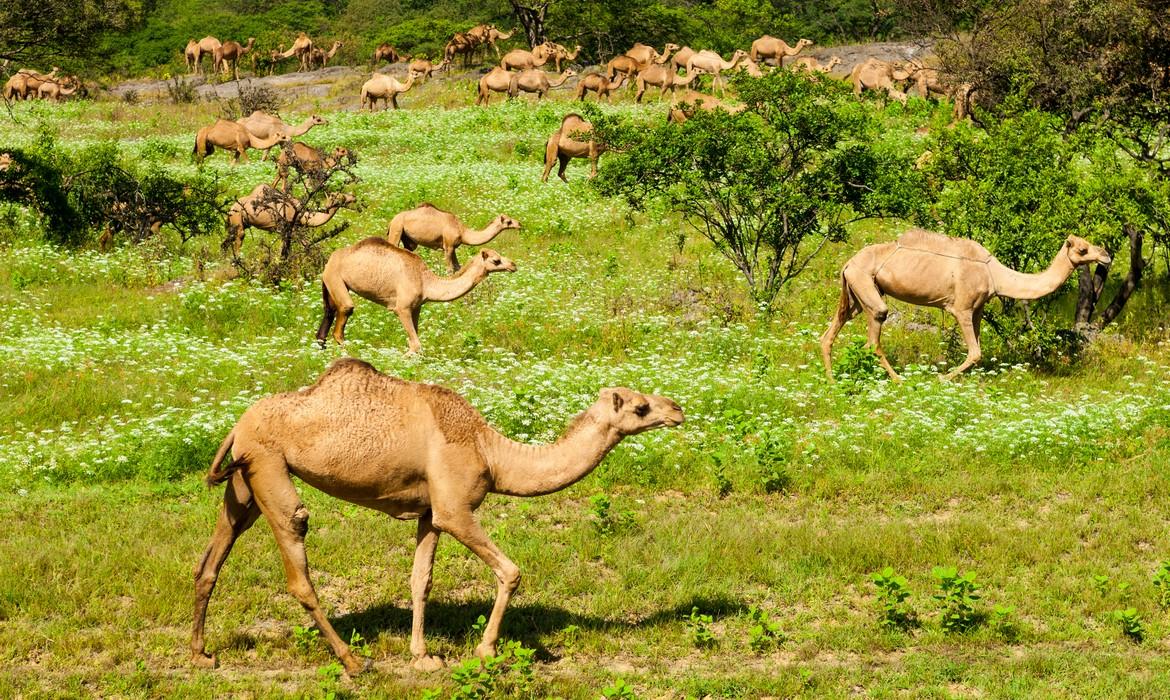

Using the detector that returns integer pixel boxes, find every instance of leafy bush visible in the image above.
[746,606,785,653]
[1112,607,1145,642]
[685,606,717,649]
[871,567,915,631]
[932,566,982,633]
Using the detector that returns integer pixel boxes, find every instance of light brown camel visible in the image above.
[387,204,521,272]
[476,67,516,105]
[191,356,684,675]
[575,72,625,102]
[224,184,355,253]
[624,42,679,68]
[542,113,604,183]
[215,38,256,81]
[671,46,697,72]
[360,72,416,110]
[790,55,842,74]
[849,57,912,104]
[236,112,327,161]
[317,239,515,351]
[184,39,201,74]
[280,33,314,72]
[408,58,450,81]
[667,90,745,123]
[508,68,576,100]
[197,36,223,75]
[820,230,1112,381]
[36,76,79,101]
[373,43,402,65]
[541,42,582,72]
[749,36,813,67]
[483,26,515,57]
[686,49,752,94]
[3,67,58,100]
[309,41,344,70]
[500,45,553,71]
[193,120,290,164]
[273,142,351,191]
[634,65,701,102]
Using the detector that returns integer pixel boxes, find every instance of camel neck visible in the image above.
[988,248,1076,300]
[422,263,485,301]
[462,223,503,246]
[481,414,622,497]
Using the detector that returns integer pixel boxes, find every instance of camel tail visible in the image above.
[205,430,240,487]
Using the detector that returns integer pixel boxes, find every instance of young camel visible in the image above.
[236,112,327,161]
[360,72,416,110]
[273,142,351,191]
[191,357,684,675]
[576,72,625,102]
[542,113,604,182]
[408,58,451,81]
[193,120,290,164]
[387,204,521,272]
[508,68,576,100]
[224,184,355,253]
[316,239,515,352]
[476,67,516,105]
[820,229,1112,381]
[750,36,813,67]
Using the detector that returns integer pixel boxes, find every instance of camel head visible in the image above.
[1064,235,1112,266]
[326,192,358,209]
[475,248,517,273]
[795,39,814,51]
[494,214,521,232]
[310,115,328,126]
[663,43,681,54]
[595,388,685,435]
[825,56,842,71]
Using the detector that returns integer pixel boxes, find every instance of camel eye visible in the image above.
[1079,247,1088,254]
[634,404,650,417]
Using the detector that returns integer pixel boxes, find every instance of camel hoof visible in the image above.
[473,643,496,659]
[343,656,372,677]
[191,652,218,669]
[412,654,446,672]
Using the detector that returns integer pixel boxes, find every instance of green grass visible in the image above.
[2,86,1170,697]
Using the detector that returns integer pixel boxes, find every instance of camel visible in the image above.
[360,72,416,110]
[193,120,290,164]
[790,55,842,74]
[273,142,351,191]
[191,356,683,676]
[667,90,745,123]
[541,42,582,72]
[373,43,402,65]
[820,230,1112,381]
[36,76,79,101]
[500,45,553,71]
[476,67,517,105]
[197,36,223,75]
[236,112,327,161]
[508,68,576,100]
[686,49,752,94]
[224,184,355,253]
[634,65,701,102]
[387,204,521,272]
[749,36,813,67]
[445,32,475,66]
[849,57,912,104]
[309,41,344,70]
[542,113,604,183]
[215,38,256,81]
[671,46,696,72]
[483,26,515,57]
[317,239,515,351]
[624,42,679,68]
[408,58,450,81]
[3,67,58,100]
[575,72,625,102]
[254,45,287,75]
[280,33,314,72]
[184,40,201,74]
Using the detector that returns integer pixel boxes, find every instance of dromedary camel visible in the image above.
[790,55,842,74]
[576,72,625,102]
[215,38,256,81]
[635,65,701,102]
[542,113,604,183]
[849,57,912,103]
[373,43,402,65]
[542,43,582,72]
[483,26,515,57]
[309,41,344,70]
[687,49,752,94]
[224,183,355,253]
[624,42,679,68]
[360,72,416,110]
[193,120,290,164]
[280,33,314,72]
[3,67,58,100]
[273,142,351,191]
[36,76,79,102]
[672,46,697,72]
[667,90,744,123]
[820,230,1113,381]
[184,40,201,74]
[387,204,521,272]
[508,68,576,100]
[317,240,515,351]
[236,112,327,161]
[191,356,684,675]
[196,36,222,75]
[476,67,516,105]
[750,36,813,67]
[500,45,553,71]
[409,58,450,81]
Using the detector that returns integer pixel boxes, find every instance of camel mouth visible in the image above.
[1098,254,1112,265]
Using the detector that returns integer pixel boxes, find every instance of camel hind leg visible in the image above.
[820,273,861,380]
[321,268,355,345]
[541,136,559,182]
[315,281,337,347]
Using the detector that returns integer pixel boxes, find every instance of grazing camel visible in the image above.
[196,36,223,74]
[280,33,314,72]
[273,143,351,191]
[508,68,576,100]
[309,41,344,70]
[236,112,327,161]
[193,120,290,164]
[3,67,58,100]
[373,43,402,65]
[184,40,201,74]
[790,55,842,74]
[624,42,679,68]
[542,113,604,183]
[253,45,287,75]
[820,230,1113,381]
[360,72,416,110]
[750,36,813,67]
[408,58,450,81]
[686,49,752,94]
[576,72,625,102]
[541,43,582,72]
[445,32,477,67]
[192,357,684,676]
[36,76,79,102]
[634,65,701,102]
[476,67,516,105]
[214,38,256,81]
[500,45,553,71]
[317,239,515,351]
[849,57,912,103]
[387,204,521,272]
[224,183,355,253]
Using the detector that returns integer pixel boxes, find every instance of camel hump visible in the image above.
[325,356,379,376]
[416,202,441,211]
[354,236,394,249]
[562,112,585,124]
[897,228,991,260]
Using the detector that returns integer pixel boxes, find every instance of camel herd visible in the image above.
[2,67,82,101]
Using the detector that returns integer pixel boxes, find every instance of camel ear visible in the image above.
[480,250,490,260]
[611,391,624,413]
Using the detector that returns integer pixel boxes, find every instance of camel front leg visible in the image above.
[410,513,445,671]
[943,307,983,380]
[444,245,460,273]
[395,305,422,353]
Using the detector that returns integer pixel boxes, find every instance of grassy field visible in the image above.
[2,78,1170,698]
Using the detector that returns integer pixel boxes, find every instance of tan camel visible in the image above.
[500,45,553,71]
[820,230,1112,381]
[309,41,344,70]
[667,90,745,123]
[576,72,625,102]
[236,112,327,161]
[3,67,58,100]
[476,67,516,105]
[317,239,515,351]
[624,42,679,67]
[373,43,402,65]
[273,143,351,191]
[191,356,683,675]
[197,36,222,74]
[193,120,290,164]
[849,57,912,103]
[508,68,576,100]
[215,38,256,81]
[686,49,752,94]
[672,46,696,72]
[387,204,521,272]
[36,76,79,101]
[542,113,604,183]
[224,184,355,253]
[790,55,842,74]
[749,36,813,67]
[483,26,515,57]
[634,65,701,102]
[542,43,582,72]
[280,33,314,72]
[360,72,416,110]
[409,58,450,81]
[184,39,201,74]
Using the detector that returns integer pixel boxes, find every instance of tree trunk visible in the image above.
[1097,224,1145,328]
[510,1,549,48]
[1075,260,1109,326]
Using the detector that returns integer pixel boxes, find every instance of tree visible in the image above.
[0,0,138,67]
[510,0,551,48]
[593,71,927,309]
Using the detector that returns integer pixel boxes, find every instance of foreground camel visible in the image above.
[542,113,604,182]
[790,55,842,74]
[236,112,327,161]
[273,142,351,191]
[750,36,813,67]
[192,356,684,675]
[224,183,355,253]
[575,72,625,101]
[820,230,1112,381]
[194,120,289,164]
[686,49,752,93]
[509,68,576,100]
[387,204,521,272]
[500,45,552,71]
[317,239,515,351]
[215,38,256,81]
[476,67,516,105]
[635,65,700,102]
[360,72,416,110]
[850,57,912,103]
